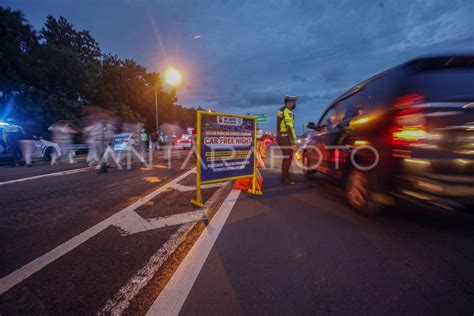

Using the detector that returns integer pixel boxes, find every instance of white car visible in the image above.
[175,134,193,150]
[0,131,62,162]
[112,132,136,151]
[38,138,62,161]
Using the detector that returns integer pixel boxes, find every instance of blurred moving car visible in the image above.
[303,53,474,215]
[176,134,193,150]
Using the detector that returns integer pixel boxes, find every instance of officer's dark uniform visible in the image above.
[277,96,298,182]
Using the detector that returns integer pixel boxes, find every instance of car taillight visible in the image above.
[393,93,425,108]
[391,93,427,145]
[391,125,427,145]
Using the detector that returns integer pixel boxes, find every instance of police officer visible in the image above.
[4,118,25,167]
[277,95,298,184]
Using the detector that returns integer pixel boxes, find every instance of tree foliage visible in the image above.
[0,7,196,134]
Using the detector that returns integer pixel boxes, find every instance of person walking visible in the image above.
[276,95,298,184]
[48,121,78,164]
[149,131,158,151]
[140,129,148,154]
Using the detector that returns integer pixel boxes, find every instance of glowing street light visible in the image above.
[155,67,182,133]
[164,67,182,86]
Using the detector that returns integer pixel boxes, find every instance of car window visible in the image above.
[358,73,401,112]
[318,102,346,130]
[318,104,337,128]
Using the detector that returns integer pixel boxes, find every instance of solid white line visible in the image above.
[0,167,92,186]
[0,168,196,296]
[0,151,184,186]
[146,189,241,316]
[100,223,193,315]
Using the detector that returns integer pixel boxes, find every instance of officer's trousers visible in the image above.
[277,136,293,180]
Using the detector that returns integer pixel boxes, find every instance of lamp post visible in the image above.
[155,67,182,133]
[155,85,159,133]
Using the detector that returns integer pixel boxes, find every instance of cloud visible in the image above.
[4,0,474,133]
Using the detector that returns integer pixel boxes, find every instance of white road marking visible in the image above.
[99,183,231,315]
[100,223,194,316]
[115,210,204,236]
[146,189,241,316]
[0,168,196,296]
[170,182,224,192]
[0,167,92,186]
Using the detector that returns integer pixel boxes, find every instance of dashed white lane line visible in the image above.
[0,167,93,186]
[146,189,241,316]
[0,168,196,296]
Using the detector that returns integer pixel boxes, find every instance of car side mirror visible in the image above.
[305,122,319,131]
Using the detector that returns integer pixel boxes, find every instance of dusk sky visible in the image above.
[2,0,473,132]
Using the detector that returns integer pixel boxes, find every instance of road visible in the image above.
[165,160,474,315]
[0,148,473,315]
[0,149,223,314]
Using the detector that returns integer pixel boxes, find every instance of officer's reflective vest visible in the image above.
[277,106,297,145]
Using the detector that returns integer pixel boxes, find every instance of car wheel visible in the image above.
[43,147,56,161]
[346,169,382,216]
[303,152,315,179]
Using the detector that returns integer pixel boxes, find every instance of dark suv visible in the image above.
[302,54,474,215]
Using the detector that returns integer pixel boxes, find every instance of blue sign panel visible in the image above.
[199,112,255,182]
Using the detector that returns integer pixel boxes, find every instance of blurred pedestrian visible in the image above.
[4,118,25,167]
[48,121,78,165]
[140,128,148,153]
[149,131,158,151]
[19,129,36,167]
[158,132,165,150]
[84,121,102,166]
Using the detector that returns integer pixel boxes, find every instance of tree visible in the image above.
[0,7,197,135]
[0,7,37,105]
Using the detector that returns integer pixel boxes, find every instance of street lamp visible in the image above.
[164,67,182,86]
[155,67,181,133]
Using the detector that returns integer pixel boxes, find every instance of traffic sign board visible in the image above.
[254,113,267,123]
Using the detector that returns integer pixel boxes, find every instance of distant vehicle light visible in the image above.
[0,121,9,127]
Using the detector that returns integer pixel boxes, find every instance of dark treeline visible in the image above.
[0,7,196,135]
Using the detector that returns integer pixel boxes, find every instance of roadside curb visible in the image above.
[99,180,233,315]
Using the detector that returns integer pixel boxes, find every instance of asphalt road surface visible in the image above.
[0,149,210,314]
[1,148,473,315]
[178,167,474,315]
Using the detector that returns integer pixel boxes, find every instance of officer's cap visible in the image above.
[284,95,298,103]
